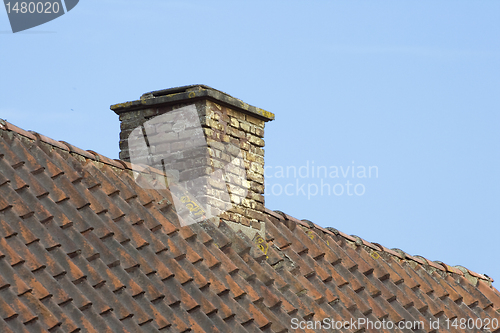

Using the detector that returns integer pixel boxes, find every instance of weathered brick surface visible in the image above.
[114,86,273,239]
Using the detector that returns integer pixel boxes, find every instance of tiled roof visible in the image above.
[0,118,499,333]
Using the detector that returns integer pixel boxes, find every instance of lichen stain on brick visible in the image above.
[239,100,249,110]
[111,100,145,110]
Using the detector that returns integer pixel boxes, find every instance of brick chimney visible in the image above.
[111,85,274,240]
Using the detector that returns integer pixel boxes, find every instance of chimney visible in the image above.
[111,85,274,240]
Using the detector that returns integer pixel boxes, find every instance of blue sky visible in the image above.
[1,1,499,287]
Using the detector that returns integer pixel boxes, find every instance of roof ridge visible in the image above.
[0,118,164,177]
[264,207,497,287]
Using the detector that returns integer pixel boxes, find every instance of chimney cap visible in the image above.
[111,84,275,121]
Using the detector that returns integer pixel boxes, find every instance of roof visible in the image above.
[0,117,499,333]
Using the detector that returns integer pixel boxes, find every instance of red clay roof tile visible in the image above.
[29,131,69,152]
[1,120,36,140]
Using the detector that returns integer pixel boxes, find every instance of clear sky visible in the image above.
[1,1,499,287]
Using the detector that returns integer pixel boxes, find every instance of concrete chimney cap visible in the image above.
[110,84,275,122]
